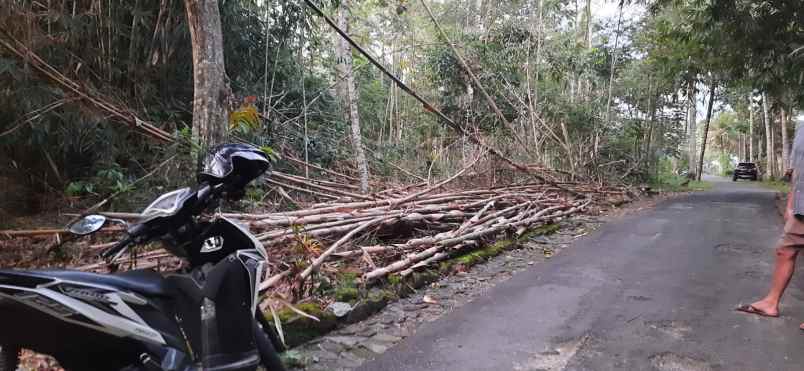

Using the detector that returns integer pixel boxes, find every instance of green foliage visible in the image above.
[245,186,266,203]
[4,0,797,215]
[64,164,132,197]
[333,286,359,303]
[442,224,559,271]
[650,156,710,192]
[95,165,133,194]
[651,175,711,192]
[265,302,337,348]
[0,0,319,212]
[688,180,713,191]
[718,153,735,177]
[387,274,402,286]
[329,272,360,303]
[228,104,261,132]
[650,171,712,192]
[760,180,791,193]
[65,181,95,197]
[259,146,282,163]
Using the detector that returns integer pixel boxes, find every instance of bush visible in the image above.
[718,153,735,176]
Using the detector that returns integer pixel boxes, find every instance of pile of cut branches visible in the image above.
[1,163,633,304]
[226,180,630,297]
[66,180,629,300]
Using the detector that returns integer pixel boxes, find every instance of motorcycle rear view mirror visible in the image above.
[68,214,108,236]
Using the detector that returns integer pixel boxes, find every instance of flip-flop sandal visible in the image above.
[735,304,780,318]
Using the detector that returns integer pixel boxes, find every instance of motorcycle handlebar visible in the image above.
[99,183,222,262]
[100,235,134,260]
[100,223,147,260]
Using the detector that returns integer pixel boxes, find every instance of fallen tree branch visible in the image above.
[363,200,589,281]
[390,150,487,208]
[0,30,173,143]
[299,216,396,280]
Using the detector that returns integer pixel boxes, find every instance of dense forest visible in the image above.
[1,0,803,217]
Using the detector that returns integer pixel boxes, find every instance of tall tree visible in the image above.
[604,2,624,152]
[762,92,774,179]
[748,96,754,162]
[697,79,716,180]
[184,0,230,150]
[333,0,370,193]
[686,79,698,178]
[780,105,790,171]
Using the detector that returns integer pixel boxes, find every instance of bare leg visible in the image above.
[750,246,799,316]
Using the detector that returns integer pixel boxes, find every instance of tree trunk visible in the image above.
[781,104,790,171]
[127,0,141,85]
[526,0,543,146]
[686,79,698,178]
[742,134,747,161]
[644,87,658,170]
[748,96,754,163]
[334,0,370,193]
[299,31,310,178]
[534,0,543,105]
[184,0,230,150]
[697,81,714,181]
[581,0,592,101]
[739,134,744,161]
[762,92,774,179]
[585,0,592,50]
[603,2,624,154]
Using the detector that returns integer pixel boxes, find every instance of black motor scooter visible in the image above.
[0,143,286,371]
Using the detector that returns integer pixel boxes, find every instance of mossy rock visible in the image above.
[390,269,440,297]
[329,272,360,303]
[265,302,337,348]
[333,286,359,302]
[441,223,560,271]
[345,289,394,323]
[279,350,307,368]
[523,223,561,238]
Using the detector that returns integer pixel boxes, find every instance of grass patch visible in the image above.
[650,175,712,192]
[333,286,359,302]
[331,272,360,303]
[759,180,790,193]
[687,180,713,191]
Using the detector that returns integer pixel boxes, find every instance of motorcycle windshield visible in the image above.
[141,187,193,221]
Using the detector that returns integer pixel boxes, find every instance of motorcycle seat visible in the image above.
[40,269,170,297]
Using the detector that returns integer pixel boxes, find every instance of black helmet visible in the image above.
[197,143,271,190]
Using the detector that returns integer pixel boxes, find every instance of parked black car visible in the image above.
[733,162,758,181]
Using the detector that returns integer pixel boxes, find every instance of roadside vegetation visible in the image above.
[652,176,713,193]
[760,180,791,194]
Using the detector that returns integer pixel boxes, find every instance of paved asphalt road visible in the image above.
[358,178,804,371]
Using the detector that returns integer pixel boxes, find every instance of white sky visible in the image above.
[592,0,645,21]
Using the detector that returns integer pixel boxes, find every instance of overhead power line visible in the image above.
[301,0,580,196]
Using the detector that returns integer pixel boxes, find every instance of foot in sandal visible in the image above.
[735,300,780,318]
